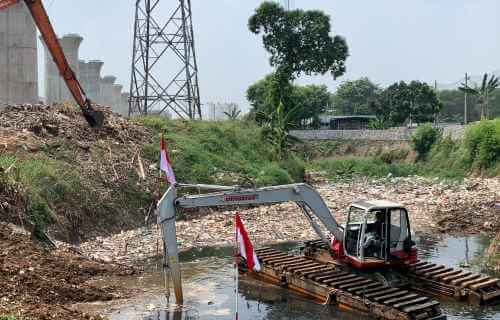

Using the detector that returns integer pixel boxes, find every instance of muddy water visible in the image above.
[81,235,500,320]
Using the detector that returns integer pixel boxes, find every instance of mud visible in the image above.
[0,224,137,320]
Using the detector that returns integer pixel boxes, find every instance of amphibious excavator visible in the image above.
[157,183,500,320]
[0,0,104,127]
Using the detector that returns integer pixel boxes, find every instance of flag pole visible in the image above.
[234,213,239,320]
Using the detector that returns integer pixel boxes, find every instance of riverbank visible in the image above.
[0,223,138,320]
[76,175,500,264]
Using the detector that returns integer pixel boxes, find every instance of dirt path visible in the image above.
[0,224,137,320]
[78,175,500,264]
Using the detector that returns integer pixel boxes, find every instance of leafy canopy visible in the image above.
[248,1,348,81]
[373,81,442,126]
[332,78,380,115]
[247,74,330,126]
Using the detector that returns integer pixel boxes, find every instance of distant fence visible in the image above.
[290,125,465,141]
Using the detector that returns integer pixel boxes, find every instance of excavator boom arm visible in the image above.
[157,183,344,304]
[0,0,104,127]
[22,0,86,106]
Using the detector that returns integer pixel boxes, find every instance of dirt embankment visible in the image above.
[0,223,137,320]
[0,104,157,242]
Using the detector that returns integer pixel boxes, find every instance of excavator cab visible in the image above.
[343,200,417,269]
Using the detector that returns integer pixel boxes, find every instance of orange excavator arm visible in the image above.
[0,0,104,127]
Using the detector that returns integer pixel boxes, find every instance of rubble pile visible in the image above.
[78,175,500,264]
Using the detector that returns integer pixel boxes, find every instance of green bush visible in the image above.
[255,164,293,186]
[0,315,18,320]
[280,157,305,182]
[411,123,442,160]
[462,119,500,169]
[378,149,409,164]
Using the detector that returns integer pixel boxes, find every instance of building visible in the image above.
[328,115,377,130]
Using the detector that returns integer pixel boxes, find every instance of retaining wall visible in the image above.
[290,125,465,141]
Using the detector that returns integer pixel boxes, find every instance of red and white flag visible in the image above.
[235,213,261,272]
[160,135,176,185]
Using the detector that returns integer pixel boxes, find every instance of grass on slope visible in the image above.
[136,117,305,186]
[310,156,465,181]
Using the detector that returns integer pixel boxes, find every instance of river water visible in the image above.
[81,234,500,320]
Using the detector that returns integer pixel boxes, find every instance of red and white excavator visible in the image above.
[158,182,500,314]
[158,183,418,304]
[0,0,104,127]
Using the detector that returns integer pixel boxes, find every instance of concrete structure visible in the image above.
[290,125,466,141]
[100,75,116,108]
[0,2,38,105]
[79,59,103,102]
[43,33,83,104]
[111,83,124,115]
[121,92,130,116]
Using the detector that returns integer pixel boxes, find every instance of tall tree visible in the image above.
[331,78,380,115]
[249,1,348,106]
[459,73,500,119]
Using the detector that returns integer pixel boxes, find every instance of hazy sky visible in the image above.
[38,0,500,111]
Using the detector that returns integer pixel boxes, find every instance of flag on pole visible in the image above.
[235,213,261,272]
[160,135,176,185]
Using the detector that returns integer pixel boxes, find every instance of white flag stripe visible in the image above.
[237,228,261,271]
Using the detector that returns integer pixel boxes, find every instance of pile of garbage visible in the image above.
[0,104,157,241]
[76,175,500,264]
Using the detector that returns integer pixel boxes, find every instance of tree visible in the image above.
[249,2,348,159]
[249,2,348,81]
[246,75,330,127]
[372,81,442,126]
[459,73,500,119]
[331,78,380,115]
[407,81,443,124]
[249,1,348,107]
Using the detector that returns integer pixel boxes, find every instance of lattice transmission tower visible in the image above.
[129,0,201,119]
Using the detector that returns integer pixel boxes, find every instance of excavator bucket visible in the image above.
[82,107,105,128]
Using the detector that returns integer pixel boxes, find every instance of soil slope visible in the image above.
[0,223,136,320]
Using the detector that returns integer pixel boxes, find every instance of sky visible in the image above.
[37,0,500,111]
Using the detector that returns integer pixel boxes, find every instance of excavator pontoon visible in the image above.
[157,182,500,320]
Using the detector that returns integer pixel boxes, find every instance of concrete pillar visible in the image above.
[42,33,83,104]
[78,59,103,103]
[59,34,83,102]
[41,35,59,104]
[79,59,89,98]
[0,2,38,105]
[86,60,104,103]
[121,92,130,117]
[100,75,116,108]
[112,84,124,115]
